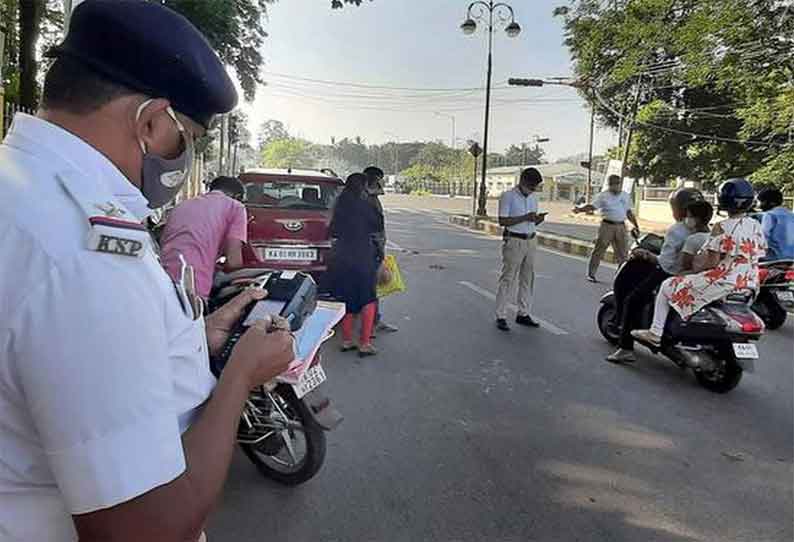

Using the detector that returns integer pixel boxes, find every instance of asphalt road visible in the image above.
[378,194,667,241]
[208,206,793,542]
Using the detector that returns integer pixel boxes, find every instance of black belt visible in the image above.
[602,219,626,226]
[504,231,536,241]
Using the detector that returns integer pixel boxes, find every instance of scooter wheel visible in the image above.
[695,361,743,394]
[597,303,621,346]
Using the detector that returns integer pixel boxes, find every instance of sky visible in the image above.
[241,0,617,162]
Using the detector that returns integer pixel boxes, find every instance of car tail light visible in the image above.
[758,268,769,282]
[785,269,794,282]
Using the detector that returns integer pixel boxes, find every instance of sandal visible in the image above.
[358,344,378,357]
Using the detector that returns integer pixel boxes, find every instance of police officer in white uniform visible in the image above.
[0,2,292,540]
[573,174,640,282]
[495,167,547,332]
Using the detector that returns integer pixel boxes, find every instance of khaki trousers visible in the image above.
[495,236,537,319]
[588,222,628,277]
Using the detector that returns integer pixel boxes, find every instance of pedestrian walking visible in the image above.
[495,167,547,332]
[573,174,640,282]
[364,166,399,334]
[327,173,383,356]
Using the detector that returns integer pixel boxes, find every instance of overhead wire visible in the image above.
[592,89,782,147]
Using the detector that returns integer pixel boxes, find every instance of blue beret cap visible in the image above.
[46,0,238,128]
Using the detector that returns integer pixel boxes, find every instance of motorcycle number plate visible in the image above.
[733,343,759,360]
[775,290,794,303]
[292,364,327,399]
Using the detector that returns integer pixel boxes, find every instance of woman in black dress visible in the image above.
[328,173,383,356]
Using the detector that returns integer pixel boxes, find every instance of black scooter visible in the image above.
[597,233,766,393]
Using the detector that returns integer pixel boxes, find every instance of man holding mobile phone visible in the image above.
[495,167,546,332]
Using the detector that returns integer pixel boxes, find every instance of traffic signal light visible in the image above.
[508,78,544,87]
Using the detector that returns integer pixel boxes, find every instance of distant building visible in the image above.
[484,163,594,201]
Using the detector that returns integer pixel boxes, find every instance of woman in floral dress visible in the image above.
[633,179,766,345]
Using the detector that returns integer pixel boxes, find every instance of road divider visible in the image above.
[458,281,569,336]
[449,214,622,264]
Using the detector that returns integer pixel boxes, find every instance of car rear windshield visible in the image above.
[243,180,341,210]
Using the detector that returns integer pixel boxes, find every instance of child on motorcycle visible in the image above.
[680,200,714,273]
[633,179,767,346]
[607,188,704,363]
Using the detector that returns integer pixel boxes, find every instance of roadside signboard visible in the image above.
[601,159,635,194]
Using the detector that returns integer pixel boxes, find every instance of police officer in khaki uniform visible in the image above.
[0,2,292,540]
[574,174,640,282]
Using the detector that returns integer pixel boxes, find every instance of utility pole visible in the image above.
[587,99,595,203]
[219,114,227,176]
[232,143,239,174]
[621,75,644,179]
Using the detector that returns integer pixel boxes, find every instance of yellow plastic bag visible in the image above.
[376,254,406,298]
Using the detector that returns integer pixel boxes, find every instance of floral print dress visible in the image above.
[659,216,767,320]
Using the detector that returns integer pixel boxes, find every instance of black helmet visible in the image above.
[757,186,784,212]
[669,187,703,211]
[717,178,755,213]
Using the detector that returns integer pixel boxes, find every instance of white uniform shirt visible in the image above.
[0,114,216,541]
[592,190,632,223]
[498,187,539,236]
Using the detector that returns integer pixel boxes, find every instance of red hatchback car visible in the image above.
[239,168,344,278]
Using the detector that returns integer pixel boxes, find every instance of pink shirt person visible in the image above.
[160,190,248,297]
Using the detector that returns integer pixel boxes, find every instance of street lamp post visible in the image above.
[461,1,521,217]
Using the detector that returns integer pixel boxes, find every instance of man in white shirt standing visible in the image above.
[574,174,640,282]
[495,167,548,331]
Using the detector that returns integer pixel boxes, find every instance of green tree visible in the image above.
[555,0,792,190]
[260,137,315,168]
[4,0,370,109]
[256,119,290,149]
[503,143,544,166]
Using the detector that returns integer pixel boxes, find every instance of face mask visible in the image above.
[685,217,697,229]
[136,100,195,209]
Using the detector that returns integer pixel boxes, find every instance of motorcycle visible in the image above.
[597,233,766,394]
[752,260,794,330]
[208,269,343,485]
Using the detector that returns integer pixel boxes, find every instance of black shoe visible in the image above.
[496,318,510,331]
[516,315,541,328]
[586,275,598,283]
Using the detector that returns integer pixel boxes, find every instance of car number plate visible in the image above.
[292,364,326,399]
[732,343,759,360]
[264,247,317,262]
[775,290,794,303]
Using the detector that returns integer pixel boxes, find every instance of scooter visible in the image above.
[752,260,794,330]
[597,233,766,394]
[208,269,343,485]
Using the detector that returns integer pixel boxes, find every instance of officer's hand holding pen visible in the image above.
[205,287,294,388]
[228,317,294,388]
